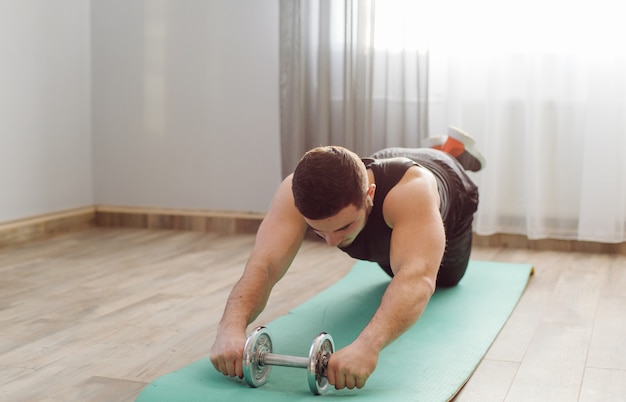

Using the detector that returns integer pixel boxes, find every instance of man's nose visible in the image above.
[325,233,342,247]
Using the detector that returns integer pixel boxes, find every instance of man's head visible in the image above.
[292,146,368,220]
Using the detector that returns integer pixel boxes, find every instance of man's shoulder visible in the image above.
[384,166,439,213]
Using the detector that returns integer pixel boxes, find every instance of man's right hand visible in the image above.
[209,327,248,379]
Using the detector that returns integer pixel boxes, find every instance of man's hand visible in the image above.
[209,327,247,379]
[326,340,379,390]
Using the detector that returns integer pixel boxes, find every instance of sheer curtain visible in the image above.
[424,0,626,242]
[279,0,429,176]
[280,0,626,243]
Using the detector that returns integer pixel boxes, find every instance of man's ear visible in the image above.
[366,184,376,206]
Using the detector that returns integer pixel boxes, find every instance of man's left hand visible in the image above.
[326,340,379,390]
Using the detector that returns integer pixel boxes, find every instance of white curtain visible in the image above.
[280,0,626,243]
[279,0,429,176]
[424,0,626,242]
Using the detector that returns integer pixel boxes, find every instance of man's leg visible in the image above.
[436,226,473,287]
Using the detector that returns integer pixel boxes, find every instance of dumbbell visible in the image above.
[242,326,335,395]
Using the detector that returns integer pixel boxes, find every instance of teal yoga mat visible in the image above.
[136,260,533,401]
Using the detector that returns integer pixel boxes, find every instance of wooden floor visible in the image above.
[0,228,625,401]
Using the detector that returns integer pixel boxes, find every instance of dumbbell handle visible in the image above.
[260,351,309,369]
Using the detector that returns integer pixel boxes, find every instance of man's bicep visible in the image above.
[386,179,445,277]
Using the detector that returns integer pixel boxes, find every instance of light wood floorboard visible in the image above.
[0,228,625,401]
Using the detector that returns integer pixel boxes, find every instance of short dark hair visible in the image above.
[292,146,367,219]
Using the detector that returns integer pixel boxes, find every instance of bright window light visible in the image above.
[367,0,624,54]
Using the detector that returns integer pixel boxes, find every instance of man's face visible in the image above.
[304,203,369,248]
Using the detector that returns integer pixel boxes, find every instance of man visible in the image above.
[210,127,483,390]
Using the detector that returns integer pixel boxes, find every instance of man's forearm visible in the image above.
[356,270,436,352]
[217,266,274,331]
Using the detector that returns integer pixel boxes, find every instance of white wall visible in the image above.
[0,1,93,223]
[0,0,281,224]
[91,0,282,213]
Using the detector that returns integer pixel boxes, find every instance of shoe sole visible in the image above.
[447,126,486,170]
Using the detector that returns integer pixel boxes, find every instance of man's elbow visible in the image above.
[414,273,436,301]
[395,264,437,297]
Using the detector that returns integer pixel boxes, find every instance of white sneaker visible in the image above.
[424,126,486,172]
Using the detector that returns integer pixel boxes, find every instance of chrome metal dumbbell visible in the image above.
[242,326,334,395]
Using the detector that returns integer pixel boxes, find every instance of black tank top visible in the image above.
[339,157,418,273]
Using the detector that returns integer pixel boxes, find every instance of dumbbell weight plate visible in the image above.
[307,332,335,395]
[242,326,272,387]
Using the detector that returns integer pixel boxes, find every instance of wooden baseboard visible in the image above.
[4,205,625,255]
[0,206,96,248]
[0,205,265,248]
[94,205,264,235]
[473,233,626,254]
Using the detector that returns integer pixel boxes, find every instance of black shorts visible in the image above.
[370,148,479,287]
